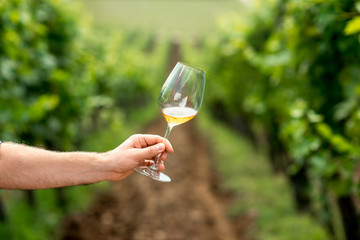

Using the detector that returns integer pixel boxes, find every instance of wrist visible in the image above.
[95,151,116,182]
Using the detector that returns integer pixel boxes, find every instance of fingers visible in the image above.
[131,134,174,153]
[160,151,167,162]
[141,159,164,170]
[142,160,154,167]
[158,160,165,171]
[163,140,174,153]
[137,142,165,160]
[129,134,174,171]
[141,143,168,171]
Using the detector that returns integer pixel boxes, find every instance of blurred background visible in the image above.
[1,0,360,239]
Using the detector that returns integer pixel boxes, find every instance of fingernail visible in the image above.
[156,143,165,151]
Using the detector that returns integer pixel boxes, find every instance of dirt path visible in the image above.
[61,118,250,240]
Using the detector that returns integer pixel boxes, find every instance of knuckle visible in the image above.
[148,146,156,155]
[130,134,140,139]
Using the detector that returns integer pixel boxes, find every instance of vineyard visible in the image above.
[1,0,360,239]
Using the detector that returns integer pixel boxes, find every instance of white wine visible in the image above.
[162,107,198,126]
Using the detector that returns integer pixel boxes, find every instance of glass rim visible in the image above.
[178,62,206,74]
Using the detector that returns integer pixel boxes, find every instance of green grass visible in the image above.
[81,0,243,40]
[197,112,329,240]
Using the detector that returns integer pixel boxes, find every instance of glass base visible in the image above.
[134,166,171,182]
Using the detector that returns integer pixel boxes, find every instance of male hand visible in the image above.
[104,134,174,181]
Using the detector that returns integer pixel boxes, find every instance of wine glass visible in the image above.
[135,62,206,182]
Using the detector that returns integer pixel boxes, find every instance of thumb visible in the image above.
[137,143,165,159]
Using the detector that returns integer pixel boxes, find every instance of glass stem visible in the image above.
[151,124,173,170]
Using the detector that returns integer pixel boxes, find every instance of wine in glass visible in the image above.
[135,62,206,182]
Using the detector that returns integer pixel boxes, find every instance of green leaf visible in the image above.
[330,134,353,153]
[307,110,323,123]
[334,98,357,121]
[309,153,328,175]
[29,95,59,121]
[344,16,360,35]
[316,123,333,139]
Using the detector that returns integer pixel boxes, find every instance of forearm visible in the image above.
[0,142,110,189]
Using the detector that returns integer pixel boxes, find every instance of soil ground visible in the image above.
[61,118,252,240]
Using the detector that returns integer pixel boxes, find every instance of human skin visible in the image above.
[0,134,173,189]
